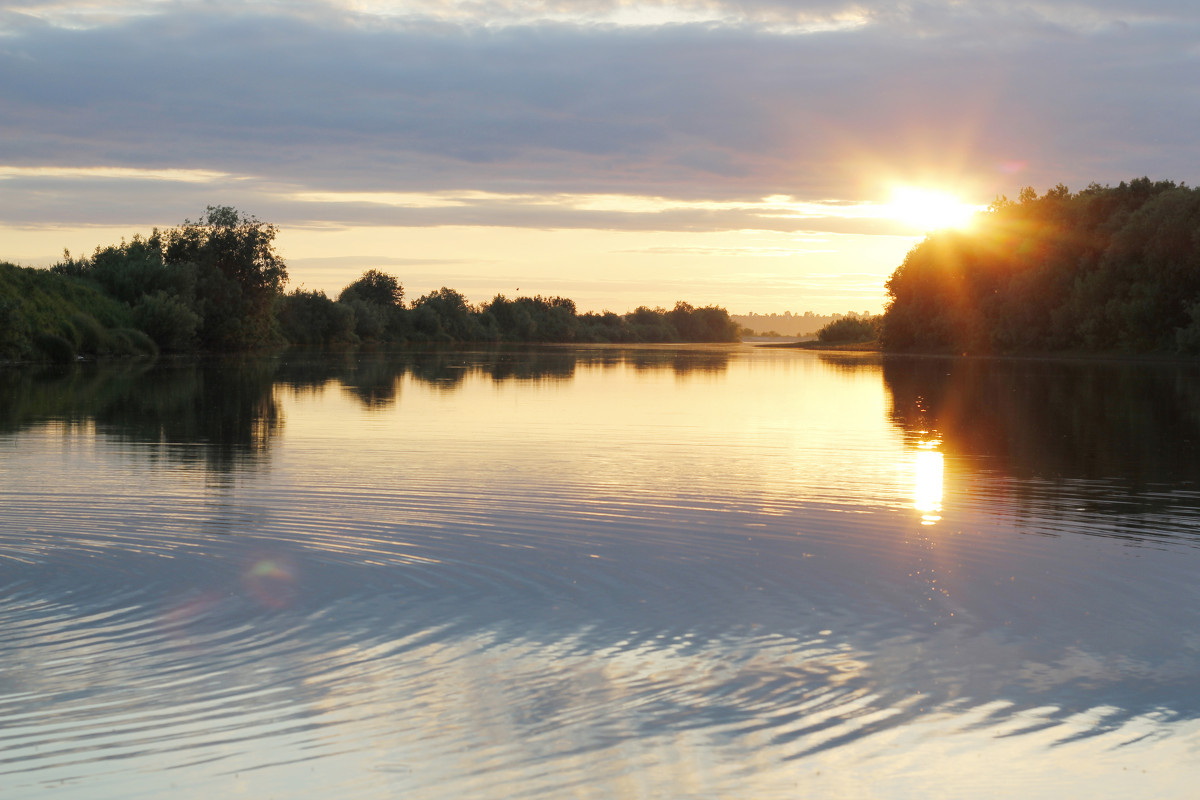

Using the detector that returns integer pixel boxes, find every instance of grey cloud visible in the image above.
[0,173,922,236]
[1,1,1198,227]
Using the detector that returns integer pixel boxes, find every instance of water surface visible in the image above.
[3,347,1200,798]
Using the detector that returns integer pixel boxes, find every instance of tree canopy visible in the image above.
[881,178,1200,354]
[338,269,404,307]
[164,206,288,349]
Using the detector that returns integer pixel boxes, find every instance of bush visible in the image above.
[577,311,629,343]
[67,312,108,354]
[33,332,76,362]
[109,327,160,357]
[133,291,202,351]
[343,298,388,340]
[0,297,30,359]
[625,306,677,342]
[278,289,356,346]
[818,315,878,343]
[411,287,484,341]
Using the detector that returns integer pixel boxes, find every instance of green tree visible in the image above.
[817,315,877,343]
[338,269,404,307]
[337,269,407,342]
[279,289,355,345]
[411,287,484,341]
[132,291,202,351]
[163,206,288,349]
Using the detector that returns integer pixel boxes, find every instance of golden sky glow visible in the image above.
[3,0,1192,314]
[0,178,962,314]
[275,223,917,313]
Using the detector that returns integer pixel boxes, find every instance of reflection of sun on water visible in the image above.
[913,441,944,525]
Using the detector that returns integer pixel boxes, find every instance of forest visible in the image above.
[0,207,739,362]
[882,178,1200,354]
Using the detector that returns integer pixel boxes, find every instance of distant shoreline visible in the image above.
[753,340,881,352]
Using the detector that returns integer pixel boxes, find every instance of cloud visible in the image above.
[1,0,1198,232]
[0,167,941,236]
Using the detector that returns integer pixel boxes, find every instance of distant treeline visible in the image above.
[0,206,739,362]
[732,311,870,338]
[883,178,1200,354]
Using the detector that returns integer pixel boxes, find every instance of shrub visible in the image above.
[817,315,878,343]
[133,291,201,351]
[278,289,356,346]
[68,312,108,354]
[109,327,160,357]
[33,332,77,362]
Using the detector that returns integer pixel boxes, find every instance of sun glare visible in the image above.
[889,187,978,232]
[913,444,944,525]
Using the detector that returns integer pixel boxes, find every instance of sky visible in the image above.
[2,1,1198,313]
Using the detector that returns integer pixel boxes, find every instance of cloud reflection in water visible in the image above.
[4,348,1200,798]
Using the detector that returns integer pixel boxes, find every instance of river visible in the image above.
[3,346,1200,798]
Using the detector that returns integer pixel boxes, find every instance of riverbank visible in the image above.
[753,339,881,352]
[752,338,1200,364]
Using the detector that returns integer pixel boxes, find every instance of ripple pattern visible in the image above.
[4,351,1200,799]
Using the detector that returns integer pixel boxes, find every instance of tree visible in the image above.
[336,269,408,342]
[279,289,355,345]
[411,287,483,341]
[338,269,404,307]
[667,301,740,342]
[163,206,288,349]
[881,179,1200,354]
[818,315,877,343]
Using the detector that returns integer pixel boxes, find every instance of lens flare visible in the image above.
[244,556,298,609]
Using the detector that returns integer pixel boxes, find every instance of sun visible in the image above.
[889,186,979,232]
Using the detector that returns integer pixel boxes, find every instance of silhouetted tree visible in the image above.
[279,289,355,345]
[882,179,1199,354]
[817,315,878,343]
[163,206,288,349]
[411,287,485,341]
[338,269,404,307]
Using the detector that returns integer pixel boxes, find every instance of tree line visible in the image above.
[282,276,739,348]
[882,178,1200,354]
[1,206,739,361]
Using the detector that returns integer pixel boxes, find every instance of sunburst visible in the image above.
[889,186,979,232]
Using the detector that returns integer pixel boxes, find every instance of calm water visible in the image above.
[3,346,1200,798]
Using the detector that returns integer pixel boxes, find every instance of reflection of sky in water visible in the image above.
[3,349,1200,798]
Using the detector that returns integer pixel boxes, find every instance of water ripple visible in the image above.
[6,351,1200,798]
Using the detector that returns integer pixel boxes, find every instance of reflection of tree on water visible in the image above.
[882,355,1200,542]
[277,345,733,397]
[275,350,405,408]
[815,352,884,375]
[396,346,733,385]
[625,348,733,375]
[1,346,734,473]
[274,347,582,396]
[0,359,282,473]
